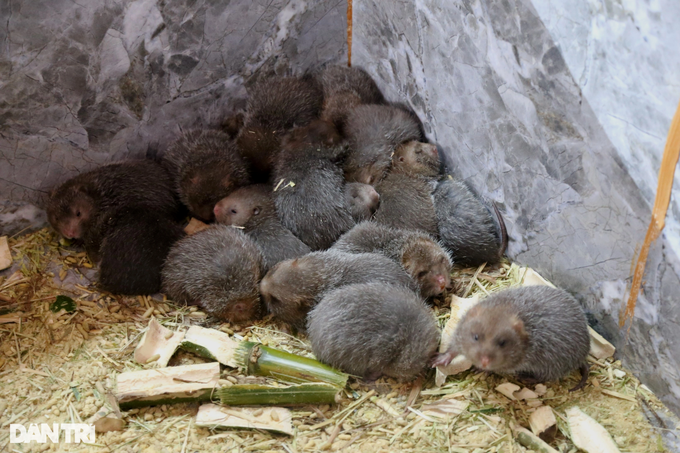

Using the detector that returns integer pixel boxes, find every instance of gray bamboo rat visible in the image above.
[432,286,591,391]
[433,177,507,266]
[272,120,355,250]
[259,250,417,330]
[307,282,440,381]
[161,225,263,323]
[213,184,311,271]
[332,221,451,298]
[344,104,424,184]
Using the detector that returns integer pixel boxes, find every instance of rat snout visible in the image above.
[435,274,447,292]
[213,203,222,218]
[479,355,491,369]
[426,144,438,158]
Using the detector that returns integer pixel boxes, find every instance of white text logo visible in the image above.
[10,424,95,444]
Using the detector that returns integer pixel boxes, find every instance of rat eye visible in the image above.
[473,334,479,342]
[253,207,260,215]
[415,149,422,154]
[398,156,405,162]
[231,209,237,214]
[76,211,81,217]
[417,271,428,279]
[497,339,506,347]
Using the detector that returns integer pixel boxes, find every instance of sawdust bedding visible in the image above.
[0,228,672,452]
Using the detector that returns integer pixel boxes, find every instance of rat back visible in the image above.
[98,209,185,295]
[273,146,355,250]
[433,178,502,266]
[344,104,423,184]
[374,173,438,236]
[307,282,439,381]
[248,218,312,272]
[162,225,263,322]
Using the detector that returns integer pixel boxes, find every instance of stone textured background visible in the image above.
[353,0,680,416]
[2,0,680,421]
[0,0,347,234]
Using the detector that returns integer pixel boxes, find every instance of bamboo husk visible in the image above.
[196,403,293,435]
[180,325,240,367]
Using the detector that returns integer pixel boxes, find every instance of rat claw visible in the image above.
[430,352,454,368]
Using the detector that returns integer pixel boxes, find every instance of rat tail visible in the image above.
[568,362,590,392]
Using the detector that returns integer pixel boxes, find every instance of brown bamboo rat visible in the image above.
[47,159,182,243]
[432,286,591,391]
[345,183,380,221]
[236,75,324,180]
[163,129,251,222]
[307,282,440,381]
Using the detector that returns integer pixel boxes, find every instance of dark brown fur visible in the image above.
[432,286,591,391]
[236,76,324,180]
[161,225,264,323]
[307,282,440,381]
[163,129,251,222]
[47,160,181,245]
[315,65,385,133]
[97,209,185,295]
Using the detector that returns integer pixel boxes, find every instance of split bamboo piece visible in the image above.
[529,406,557,443]
[196,403,293,435]
[566,406,621,453]
[116,362,220,409]
[134,317,185,367]
[0,236,11,270]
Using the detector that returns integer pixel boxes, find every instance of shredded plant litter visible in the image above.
[0,228,676,452]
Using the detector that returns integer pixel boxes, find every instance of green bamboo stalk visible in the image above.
[217,383,340,406]
[234,341,348,388]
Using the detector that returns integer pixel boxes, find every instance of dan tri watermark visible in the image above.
[10,423,95,444]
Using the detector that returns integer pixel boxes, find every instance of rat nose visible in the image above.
[213,204,221,217]
[427,144,438,158]
[480,356,490,369]
[436,275,447,292]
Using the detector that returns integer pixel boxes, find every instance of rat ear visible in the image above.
[510,316,527,339]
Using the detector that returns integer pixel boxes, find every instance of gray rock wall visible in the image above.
[0,0,347,234]
[353,0,680,415]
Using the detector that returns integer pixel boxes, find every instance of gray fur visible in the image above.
[345,183,380,222]
[214,184,311,272]
[433,177,503,266]
[307,282,440,381]
[260,250,418,329]
[163,129,251,221]
[272,142,355,250]
[161,225,263,323]
[374,173,438,236]
[454,286,590,382]
[332,221,452,297]
[344,104,423,184]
